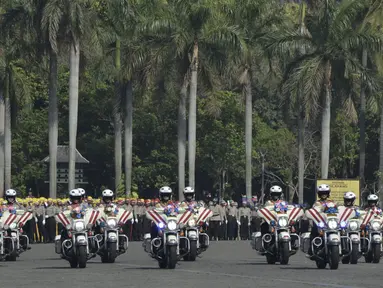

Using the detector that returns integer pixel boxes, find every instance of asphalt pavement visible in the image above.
[1,241,381,288]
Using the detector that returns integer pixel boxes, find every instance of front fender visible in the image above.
[372,234,382,244]
[107,232,118,242]
[75,235,87,246]
[349,233,360,243]
[166,234,178,246]
[187,229,198,240]
[278,231,291,242]
[327,233,340,246]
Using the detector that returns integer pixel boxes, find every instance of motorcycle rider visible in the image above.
[307,184,335,257]
[365,194,381,215]
[3,189,23,210]
[181,187,197,209]
[156,186,173,208]
[100,189,115,208]
[264,186,283,207]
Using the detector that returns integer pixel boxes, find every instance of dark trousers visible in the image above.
[25,218,36,243]
[227,216,237,240]
[45,217,56,242]
[37,215,47,243]
[209,221,220,240]
[240,216,249,239]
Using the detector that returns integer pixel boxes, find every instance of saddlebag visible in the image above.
[55,235,62,254]
[251,232,262,251]
[300,232,310,253]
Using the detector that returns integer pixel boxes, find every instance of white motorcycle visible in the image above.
[340,208,364,264]
[251,203,303,265]
[181,205,212,261]
[54,208,101,268]
[301,204,355,269]
[95,205,131,263]
[360,209,383,263]
[143,206,192,269]
[0,209,32,261]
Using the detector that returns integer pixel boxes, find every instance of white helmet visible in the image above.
[78,188,85,196]
[5,189,17,197]
[159,186,172,194]
[344,192,356,200]
[183,187,194,194]
[69,189,82,197]
[367,194,379,202]
[102,189,114,197]
[270,186,282,193]
[317,184,330,192]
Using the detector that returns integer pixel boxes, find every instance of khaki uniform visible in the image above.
[238,206,251,239]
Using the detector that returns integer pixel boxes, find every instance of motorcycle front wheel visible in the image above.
[328,245,340,270]
[167,245,177,269]
[185,240,197,261]
[350,243,359,264]
[279,242,290,265]
[108,242,117,263]
[77,246,87,268]
[372,243,381,263]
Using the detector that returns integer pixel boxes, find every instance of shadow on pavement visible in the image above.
[34,266,72,269]
[125,266,158,270]
[279,267,318,270]
[235,262,270,265]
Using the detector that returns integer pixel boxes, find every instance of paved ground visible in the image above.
[0,241,381,288]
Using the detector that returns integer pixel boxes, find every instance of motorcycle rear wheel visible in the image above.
[186,240,197,261]
[279,242,290,265]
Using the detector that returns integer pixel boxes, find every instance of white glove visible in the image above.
[237,220,240,226]
[131,218,134,224]
[135,218,138,223]
[248,222,251,226]
[45,215,48,218]
[43,220,46,225]
[34,217,38,222]
[219,222,222,225]
[225,220,228,224]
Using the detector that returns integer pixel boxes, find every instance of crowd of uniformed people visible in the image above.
[1,187,262,243]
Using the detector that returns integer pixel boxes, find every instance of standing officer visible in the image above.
[227,201,238,240]
[45,199,56,243]
[238,200,251,240]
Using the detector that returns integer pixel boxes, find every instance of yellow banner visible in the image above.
[316,179,360,206]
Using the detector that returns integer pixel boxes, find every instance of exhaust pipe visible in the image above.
[152,238,161,248]
[313,237,323,247]
[62,240,73,249]
[263,234,272,243]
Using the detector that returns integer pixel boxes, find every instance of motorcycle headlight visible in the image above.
[278,217,288,227]
[188,219,196,227]
[9,223,17,230]
[371,221,381,231]
[327,219,338,230]
[107,219,117,228]
[349,221,359,231]
[167,220,177,231]
[74,221,85,232]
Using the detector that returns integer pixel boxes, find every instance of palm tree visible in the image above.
[264,0,382,179]
[42,0,96,190]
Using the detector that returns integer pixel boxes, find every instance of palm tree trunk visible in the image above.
[124,80,133,196]
[379,102,383,206]
[321,61,332,179]
[298,105,305,203]
[68,42,80,191]
[4,74,11,190]
[0,87,4,197]
[188,39,198,189]
[48,51,58,198]
[178,74,188,201]
[359,49,368,190]
[244,79,252,200]
[114,39,122,191]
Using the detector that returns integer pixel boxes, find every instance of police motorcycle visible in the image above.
[181,204,213,261]
[143,204,192,269]
[54,207,101,268]
[0,208,32,261]
[95,204,131,263]
[301,203,355,269]
[340,207,364,264]
[251,201,303,265]
[360,208,383,263]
